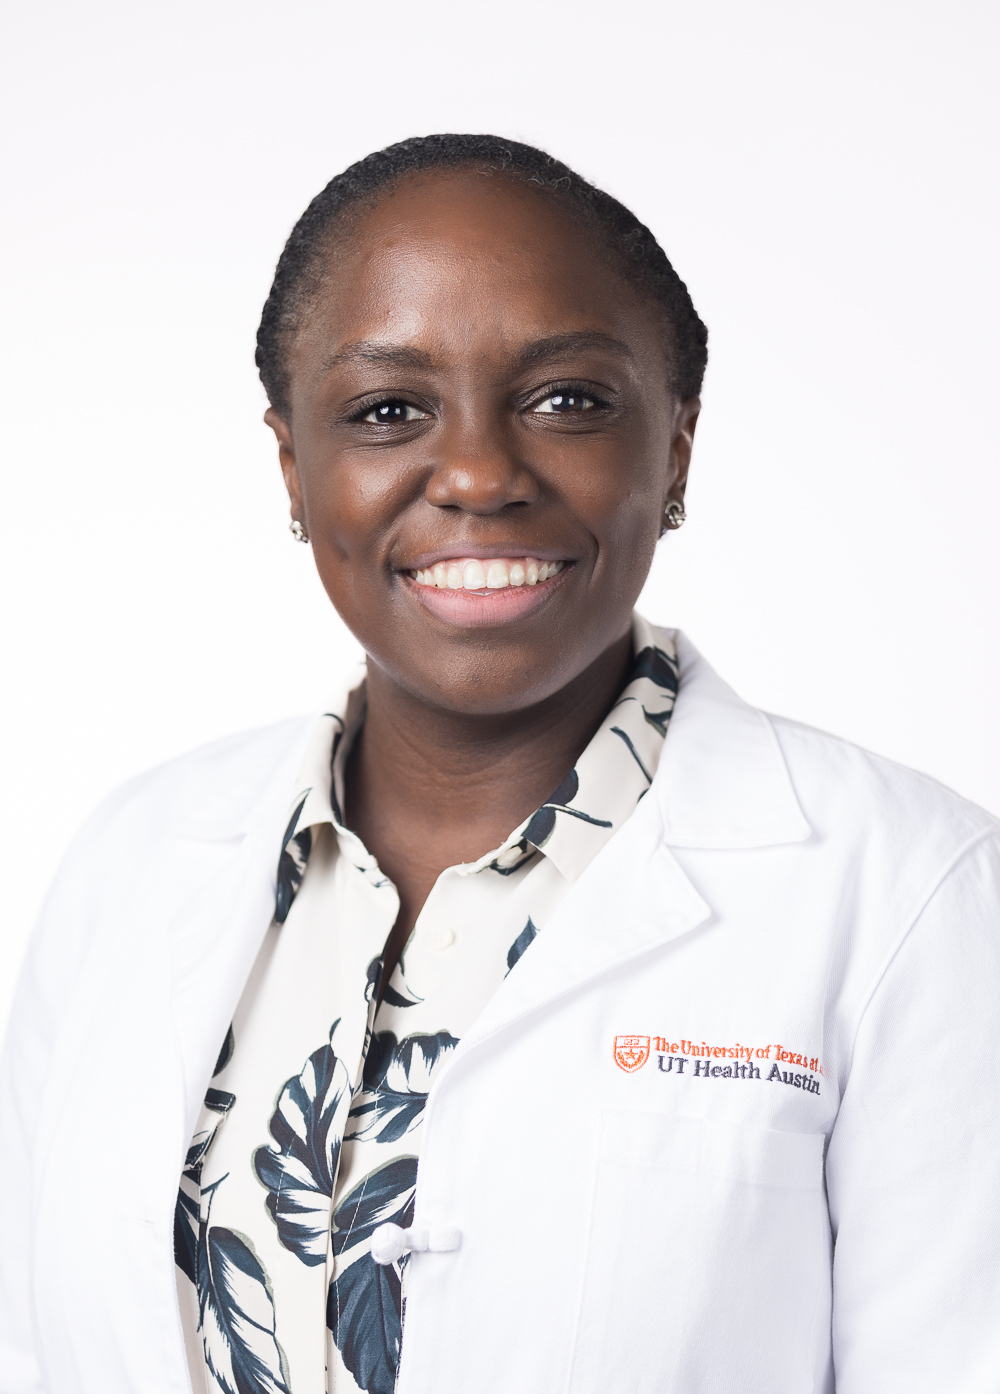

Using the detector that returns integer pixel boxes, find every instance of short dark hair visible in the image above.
[255,133,708,417]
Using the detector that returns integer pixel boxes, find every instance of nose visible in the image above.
[424,421,540,515]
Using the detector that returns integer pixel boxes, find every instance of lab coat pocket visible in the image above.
[567,1112,829,1394]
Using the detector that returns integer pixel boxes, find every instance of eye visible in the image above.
[360,400,429,424]
[532,391,597,414]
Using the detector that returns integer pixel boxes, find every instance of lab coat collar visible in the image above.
[451,790,714,1062]
[168,719,317,1142]
[447,629,812,1058]
[652,629,811,849]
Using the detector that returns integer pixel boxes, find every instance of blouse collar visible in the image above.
[275,614,680,918]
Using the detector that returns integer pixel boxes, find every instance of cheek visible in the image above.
[297,461,395,630]
[302,446,409,568]
[600,508,660,608]
[573,455,664,577]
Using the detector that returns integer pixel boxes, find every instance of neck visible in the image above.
[344,630,632,903]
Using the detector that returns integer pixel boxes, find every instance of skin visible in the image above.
[267,168,699,980]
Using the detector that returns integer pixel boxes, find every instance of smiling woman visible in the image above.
[2,135,999,1394]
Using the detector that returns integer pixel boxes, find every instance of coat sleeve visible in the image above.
[0,788,136,1394]
[826,830,1000,1393]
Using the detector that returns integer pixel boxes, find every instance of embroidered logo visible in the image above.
[613,1033,824,1095]
[613,1035,651,1072]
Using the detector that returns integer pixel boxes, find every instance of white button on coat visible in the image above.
[428,926,456,950]
[371,1223,462,1265]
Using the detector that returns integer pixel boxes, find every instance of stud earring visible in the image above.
[661,500,687,535]
[289,520,309,544]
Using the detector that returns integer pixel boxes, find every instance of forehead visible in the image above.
[291,169,664,372]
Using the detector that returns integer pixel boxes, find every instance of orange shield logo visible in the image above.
[613,1035,651,1072]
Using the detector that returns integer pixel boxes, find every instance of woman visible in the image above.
[2,134,998,1394]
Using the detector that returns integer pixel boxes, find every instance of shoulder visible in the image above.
[766,711,1000,961]
[10,714,319,1068]
[769,711,999,857]
[63,714,319,868]
[660,626,999,891]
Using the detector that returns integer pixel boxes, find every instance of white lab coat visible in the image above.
[2,631,999,1394]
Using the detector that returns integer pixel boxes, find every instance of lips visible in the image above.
[402,553,572,627]
[411,556,565,591]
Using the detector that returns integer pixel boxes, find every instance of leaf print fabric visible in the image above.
[328,1158,418,1394]
[330,1026,458,1392]
[275,797,312,925]
[175,1053,237,1285]
[215,1025,236,1075]
[327,1250,404,1394]
[253,1024,353,1265]
[174,616,681,1394]
[367,953,423,1009]
[175,1174,201,1287]
[609,725,654,783]
[198,1184,291,1394]
[346,1031,459,1144]
[486,839,536,876]
[522,768,612,849]
[506,917,538,974]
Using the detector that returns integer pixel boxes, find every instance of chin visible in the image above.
[383,640,584,718]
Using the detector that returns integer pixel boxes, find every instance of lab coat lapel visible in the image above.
[655,630,811,848]
[167,739,312,1145]
[455,628,811,1055]
[458,793,712,1055]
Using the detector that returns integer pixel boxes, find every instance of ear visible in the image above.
[265,407,305,528]
[666,397,700,506]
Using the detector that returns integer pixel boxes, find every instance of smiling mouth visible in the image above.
[403,554,571,628]
[410,557,567,592]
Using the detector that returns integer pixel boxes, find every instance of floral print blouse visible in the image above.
[174,615,679,1394]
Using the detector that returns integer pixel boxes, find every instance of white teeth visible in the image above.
[463,559,487,589]
[411,557,565,591]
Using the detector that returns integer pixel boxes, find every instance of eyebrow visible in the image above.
[322,341,436,371]
[322,330,633,374]
[512,331,635,368]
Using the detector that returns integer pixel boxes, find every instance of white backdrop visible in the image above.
[2,0,998,1032]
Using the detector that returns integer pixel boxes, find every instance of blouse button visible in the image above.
[429,927,456,951]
